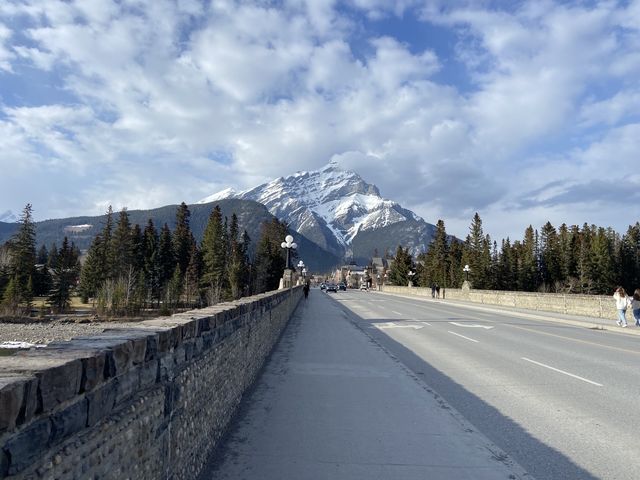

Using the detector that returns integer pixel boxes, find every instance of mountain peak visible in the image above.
[198,161,429,259]
[0,210,17,223]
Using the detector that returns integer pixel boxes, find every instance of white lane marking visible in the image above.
[447,331,479,343]
[521,357,603,387]
[449,322,494,330]
[391,310,403,315]
[375,322,424,330]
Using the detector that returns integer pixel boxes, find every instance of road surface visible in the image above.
[331,289,640,480]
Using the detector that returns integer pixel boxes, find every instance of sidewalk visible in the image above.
[199,290,531,480]
[379,290,640,337]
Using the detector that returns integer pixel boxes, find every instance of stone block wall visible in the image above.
[0,287,302,480]
[382,286,617,323]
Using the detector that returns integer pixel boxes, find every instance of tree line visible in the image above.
[387,213,640,295]
[0,203,292,317]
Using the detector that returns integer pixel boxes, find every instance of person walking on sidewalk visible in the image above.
[631,289,640,327]
[613,287,631,327]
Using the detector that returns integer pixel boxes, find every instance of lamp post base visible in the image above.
[281,269,293,289]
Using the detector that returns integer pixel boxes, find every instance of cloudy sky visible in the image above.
[1,0,639,241]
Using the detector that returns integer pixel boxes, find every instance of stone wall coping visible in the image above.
[0,288,299,451]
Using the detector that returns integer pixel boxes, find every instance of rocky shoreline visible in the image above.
[0,318,144,347]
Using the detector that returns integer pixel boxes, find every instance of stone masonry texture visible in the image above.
[383,285,621,323]
[0,287,302,480]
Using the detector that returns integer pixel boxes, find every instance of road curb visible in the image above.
[373,290,640,337]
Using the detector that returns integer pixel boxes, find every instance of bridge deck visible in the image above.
[198,289,527,480]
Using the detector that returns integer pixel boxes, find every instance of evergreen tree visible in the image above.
[173,202,194,278]
[518,226,538,291]
[421,219,449,287]
[157,223,175,297]
[130,223,144,275]
[388,245,412,286]
[254,218,287,293]
[184,243,201,307]
[79,234,104,303]
[48,237,80,313]
[201,206,228,302]
[227,214,248,300]
[111,209,133,279]
[143,219,160,303]
[540,221,562,291]
[465,213,491,289]
[590,227,616,294]
[3,204,37,312]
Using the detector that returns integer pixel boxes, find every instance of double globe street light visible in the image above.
[281,235,297,269]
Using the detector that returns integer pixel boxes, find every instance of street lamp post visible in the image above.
[376,274,380,291]
[280,235,297,288]
[408,270,415,287]
[462,264,471,294]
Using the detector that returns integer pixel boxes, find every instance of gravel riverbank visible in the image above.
[0,319,145,347]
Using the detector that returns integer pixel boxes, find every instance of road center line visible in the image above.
[391,310,403,315]
[447,331,479,343]
[521,357,603,387]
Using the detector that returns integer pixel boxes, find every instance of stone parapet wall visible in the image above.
[382,286,616,321]
[0,287,302,480]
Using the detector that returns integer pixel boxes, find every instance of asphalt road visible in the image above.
[328,289,640,480]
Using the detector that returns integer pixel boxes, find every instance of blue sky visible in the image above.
[1,0,639,241]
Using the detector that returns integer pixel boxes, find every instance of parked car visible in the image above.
[325,283,338,292]
[338,283,347,291]
[320,283,326,290]
[360,284,368,291]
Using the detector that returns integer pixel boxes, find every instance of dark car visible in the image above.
[325,283,338,292]
[338,283,347,291]
[320,283,326,290]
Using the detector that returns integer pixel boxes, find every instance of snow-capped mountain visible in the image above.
[199,161,436,260]
[0,210,17,223]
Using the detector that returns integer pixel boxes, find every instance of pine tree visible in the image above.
[254,218,287,294]
[48,237,79,313]
[79,234,104,303]
[173,202,194,279]
[143,219,160,303]
[184,243,201,307]
[540,221,562,291]
[421,219,449,287]
[111,209,133,279]
[388,245,412,286]
[157,223,175,298]
[227,213,247,300]
[201,206,228,302]
[4,204,37,312]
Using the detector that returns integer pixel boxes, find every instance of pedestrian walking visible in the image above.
[631,289,640,327]
[431,284,436,298]
[613,287,631,327]
[435,284,440,299]
[303,282,310,300]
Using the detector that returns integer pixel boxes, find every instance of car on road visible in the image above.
[325,283,338,292]
[338,283,347,291]
[360,284,368,291]
[320,283,326,290]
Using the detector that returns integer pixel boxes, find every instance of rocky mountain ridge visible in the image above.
[200,161,436,261]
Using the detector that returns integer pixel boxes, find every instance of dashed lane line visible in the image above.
[447,331,479,343]
[521,357,603,387]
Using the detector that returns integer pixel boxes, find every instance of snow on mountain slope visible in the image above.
[199,161,428,257]
[0,210,17,223]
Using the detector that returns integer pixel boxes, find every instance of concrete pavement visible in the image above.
[198,289,532,480]
[378,290,640,337]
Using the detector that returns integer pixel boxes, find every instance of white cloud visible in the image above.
[0,0,639,242]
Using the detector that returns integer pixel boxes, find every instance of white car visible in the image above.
[360,284,368,291]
